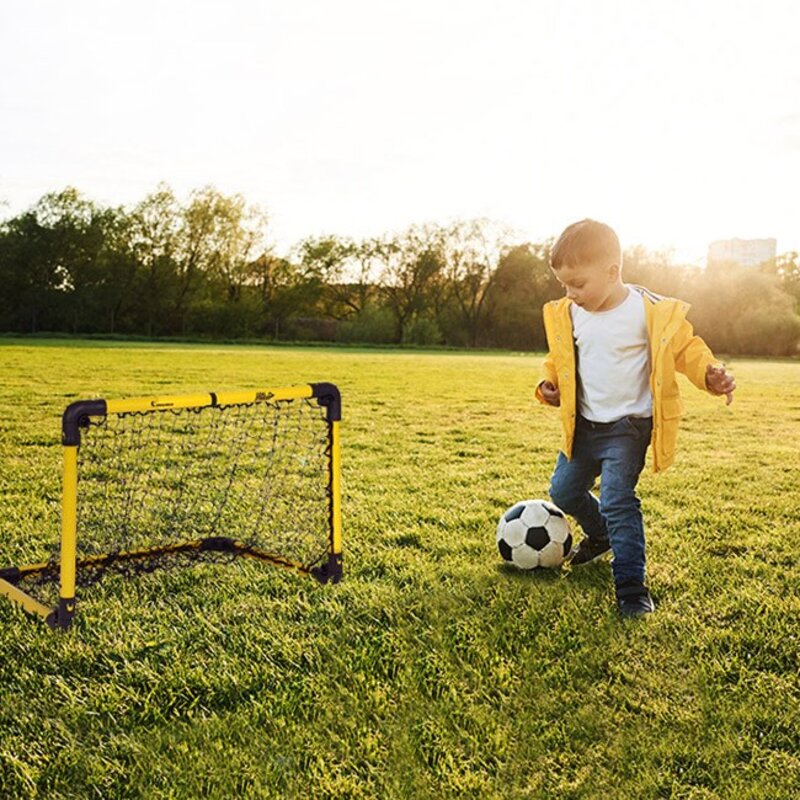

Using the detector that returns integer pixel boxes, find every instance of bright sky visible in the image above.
[1,0,799,263]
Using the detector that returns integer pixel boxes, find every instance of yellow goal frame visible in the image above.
[0,383,342,630]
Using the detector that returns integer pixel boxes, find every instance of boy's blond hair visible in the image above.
[550,219,622,271]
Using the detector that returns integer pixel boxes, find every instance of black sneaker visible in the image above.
[567,536,611,565]
[616,580,655,618]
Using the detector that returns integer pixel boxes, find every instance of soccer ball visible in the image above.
[496,499,572,570]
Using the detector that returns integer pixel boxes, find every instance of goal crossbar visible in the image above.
[0,382,342,630]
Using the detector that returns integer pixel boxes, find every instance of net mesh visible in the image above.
[10,396,333,606]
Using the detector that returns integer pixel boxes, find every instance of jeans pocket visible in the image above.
[622,417,652,439]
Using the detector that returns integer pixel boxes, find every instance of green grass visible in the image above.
[1,338,798,799]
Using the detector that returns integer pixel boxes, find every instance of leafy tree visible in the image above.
[94,210,141,334]
[127,185,270,335]
[439,219,501,347]
[482,242,557,350]
[0,209,62,332]
[622,245,693,298]
[185,187,268,302]
[128,185,182,336]
[374,224,446,343]
[39,190,123,333]
[293,235,377,320]
[246,253,322,338]
[0,188,118,333]
[762,251,800,313]
[688,264,800,356]
[336,303,395,343]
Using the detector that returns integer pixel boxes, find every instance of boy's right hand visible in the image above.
[539,380,561,406]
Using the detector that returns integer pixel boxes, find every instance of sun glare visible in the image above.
[0,1,798,260]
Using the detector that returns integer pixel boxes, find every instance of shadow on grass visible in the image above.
[496,559,613,588]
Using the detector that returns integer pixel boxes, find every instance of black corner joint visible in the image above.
[0,567,21,585]
[310,383,341,423]
[199,536,237,553]
[62,399,107,446]
[311,552,343,584]
[46,597,76,630]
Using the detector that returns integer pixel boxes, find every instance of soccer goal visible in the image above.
[0,383,342,630]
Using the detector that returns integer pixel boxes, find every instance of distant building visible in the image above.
[707,238,776,268]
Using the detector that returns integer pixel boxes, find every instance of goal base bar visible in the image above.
[0,577,53,622]
[0,537,341,630]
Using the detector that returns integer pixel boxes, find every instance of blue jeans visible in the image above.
[549,415,653,586]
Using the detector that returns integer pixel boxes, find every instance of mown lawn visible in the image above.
[0,338,798,799]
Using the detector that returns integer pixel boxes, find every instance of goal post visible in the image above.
[0,382,342,630]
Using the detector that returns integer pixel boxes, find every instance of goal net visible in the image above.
[0,383,342,629]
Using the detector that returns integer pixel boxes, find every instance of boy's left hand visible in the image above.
[705,364,736,405]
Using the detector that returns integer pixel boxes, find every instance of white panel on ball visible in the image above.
[512,546,540,570]
[502,519,527,548]
[546,517,570,544]
[520,502,550,529]
[537,540,565,569]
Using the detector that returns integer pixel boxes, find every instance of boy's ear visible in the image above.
[608,263,621,281]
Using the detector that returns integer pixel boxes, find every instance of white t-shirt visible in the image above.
[570,286,653,423]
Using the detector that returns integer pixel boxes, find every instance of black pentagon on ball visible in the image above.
[503,503,525,523]
[525,526,550,551]
[498,539,513,562]
[562,533,573,557]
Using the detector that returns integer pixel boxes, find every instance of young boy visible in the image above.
[536,219,736,618]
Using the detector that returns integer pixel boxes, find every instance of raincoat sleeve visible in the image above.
[672,318,722,393]
[535,351,559,405]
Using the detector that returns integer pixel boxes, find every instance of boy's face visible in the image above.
[551,260,621,312]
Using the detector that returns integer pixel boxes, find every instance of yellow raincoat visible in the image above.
[535,286,722,473]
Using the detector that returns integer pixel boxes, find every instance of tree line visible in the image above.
[1,186,799,355]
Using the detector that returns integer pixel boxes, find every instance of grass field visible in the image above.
[0,338,798,799]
